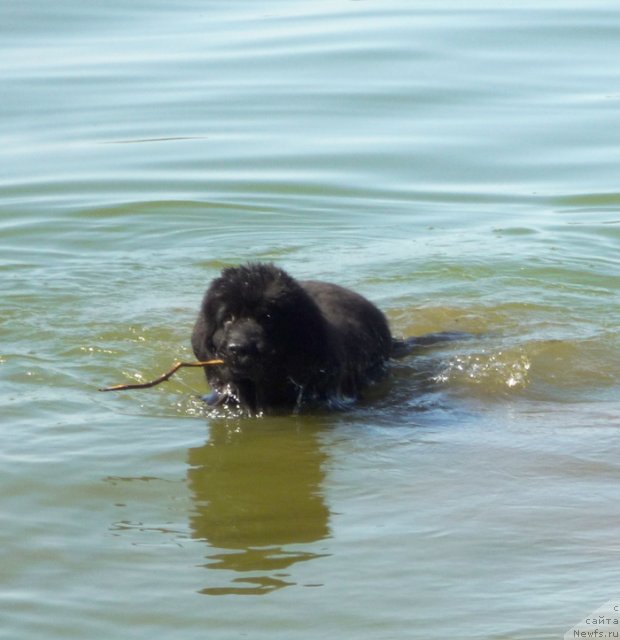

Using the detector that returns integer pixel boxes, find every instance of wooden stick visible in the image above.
[99,359,224,392]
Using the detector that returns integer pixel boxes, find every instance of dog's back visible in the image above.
[300,280,393,397]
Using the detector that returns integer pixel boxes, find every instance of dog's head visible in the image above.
[194,264,329,407]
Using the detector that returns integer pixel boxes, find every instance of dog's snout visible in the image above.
[221,319,265,368]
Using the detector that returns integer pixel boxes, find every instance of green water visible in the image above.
[2,2,620,638]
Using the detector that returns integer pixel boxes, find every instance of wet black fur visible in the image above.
[191,263,394,414]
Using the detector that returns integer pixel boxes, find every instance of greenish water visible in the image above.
[2,2,619,639]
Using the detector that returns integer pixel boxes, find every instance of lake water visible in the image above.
[2,1,619,638]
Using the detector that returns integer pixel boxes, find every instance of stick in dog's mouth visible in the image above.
[99,359,224,392]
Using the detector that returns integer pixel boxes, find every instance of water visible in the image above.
[1,2,619,638]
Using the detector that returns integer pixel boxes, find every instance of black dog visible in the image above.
[192,262,460,414]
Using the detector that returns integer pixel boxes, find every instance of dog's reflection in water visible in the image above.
[187,420,330,595]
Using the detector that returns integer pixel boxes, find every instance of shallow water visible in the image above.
[2,2,620,638]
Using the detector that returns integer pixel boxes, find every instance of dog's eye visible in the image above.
[216,307,232,325]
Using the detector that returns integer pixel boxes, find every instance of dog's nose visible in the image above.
[226,340,258,358]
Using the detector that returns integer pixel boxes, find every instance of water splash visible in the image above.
[434,347,532,395]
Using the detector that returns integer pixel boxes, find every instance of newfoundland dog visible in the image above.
[191,262,458,414]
